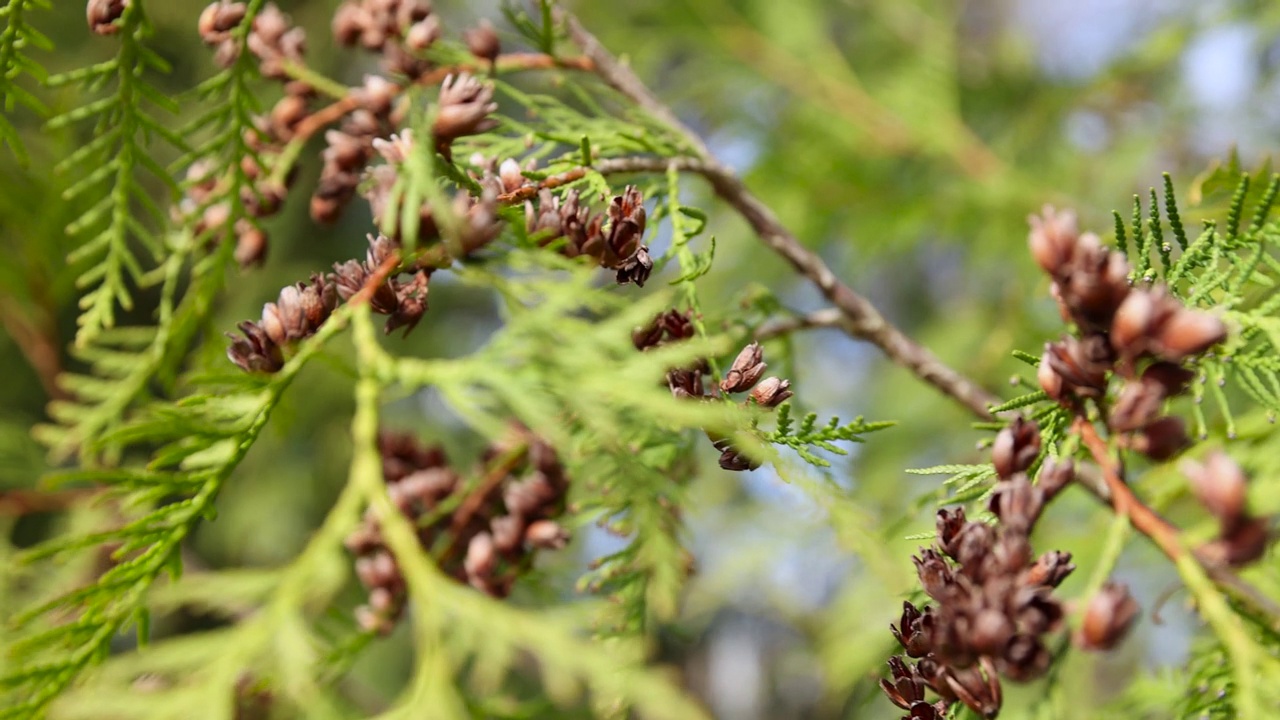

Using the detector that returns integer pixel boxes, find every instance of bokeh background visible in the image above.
[3,0,1279,717]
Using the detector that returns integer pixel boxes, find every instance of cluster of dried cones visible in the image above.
[1030,207,1269,564]
[883,419,1139,719]
[225,232,425,372]
[522,184,654,287]
[226,166,658,373]
[332,0,447,78]
[633,310,793,470]
[1030,206,1227,461]
[344,430,570,635]
[180,0,502,264]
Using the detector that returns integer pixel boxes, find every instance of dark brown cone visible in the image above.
[1201,516,1270,567]
[913,548,956,602]
[1040,335,1112,402]
[1036,458,1074,499]
[1131,416,1188,461]
[991,416,1040,479]
[890,601,935,658]
[936,508,967,557]
[226,321,283,373]
[945,659,1002,719]
[999,634,1051,682]
[615,246,653,287]
[987,475,1044,533]
[604,186,647,266]
[880,657,928,711]
[1111,287,1227,363]
[1021,550,1074,588]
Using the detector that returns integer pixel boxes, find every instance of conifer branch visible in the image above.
[0,0,51,163]
[49,2,185,347]
[557,9,1001,419]
[4,308,353,718]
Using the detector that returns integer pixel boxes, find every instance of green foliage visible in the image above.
[1106,160,1280,435]
[0,0,51,164]
[767,402,894,468]
[1,311,349,719]
[8,2,1280,720]
[34,1,272,464]
[906,462,997,506]
[33,243,224,464]
[49,2,186,347]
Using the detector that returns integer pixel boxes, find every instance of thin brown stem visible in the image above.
[449,444,528,536]
[1074,416,1180,555]
[0,488,100,516]
[0,297,67,401]
[753,308,845,341]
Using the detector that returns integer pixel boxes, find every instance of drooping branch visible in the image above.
[557,11,1000,420]
[555,7,1280,633]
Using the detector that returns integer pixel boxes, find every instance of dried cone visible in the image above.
[1077,582,1139,651]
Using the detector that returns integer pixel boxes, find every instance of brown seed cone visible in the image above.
[433,73,499,143]
[991,416,1040,479]
[1112,287,1227,362]
[1182,451,1249,528]
[463,19,501,63]
[1077,581,1139,651]
[1130,416,1189,461]
[88,0,128,35]
[199,1,247,44]
[750,377,793,407]
[1201,516,1270,567]
[721,342,767,394]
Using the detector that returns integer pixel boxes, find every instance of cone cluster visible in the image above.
[1030,206,1227,463]
[883,418,1087,720]
[345,429,570,635]
[633,312,793,471]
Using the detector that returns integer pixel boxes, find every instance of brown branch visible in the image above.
[1074,416,1181,555]
[0,297,67,401]
[554,8,1280,627]
[497,166,590,203]
[753,308,846,342]
[348,253,402,307]
[0,488,99,516]
[449,444,528,536]
[558,13,1000,420]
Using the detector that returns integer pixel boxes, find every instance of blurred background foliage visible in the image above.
[3,0,1280,718]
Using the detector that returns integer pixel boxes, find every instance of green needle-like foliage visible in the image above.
[8,3,1280,719]
[49,2,186,347]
